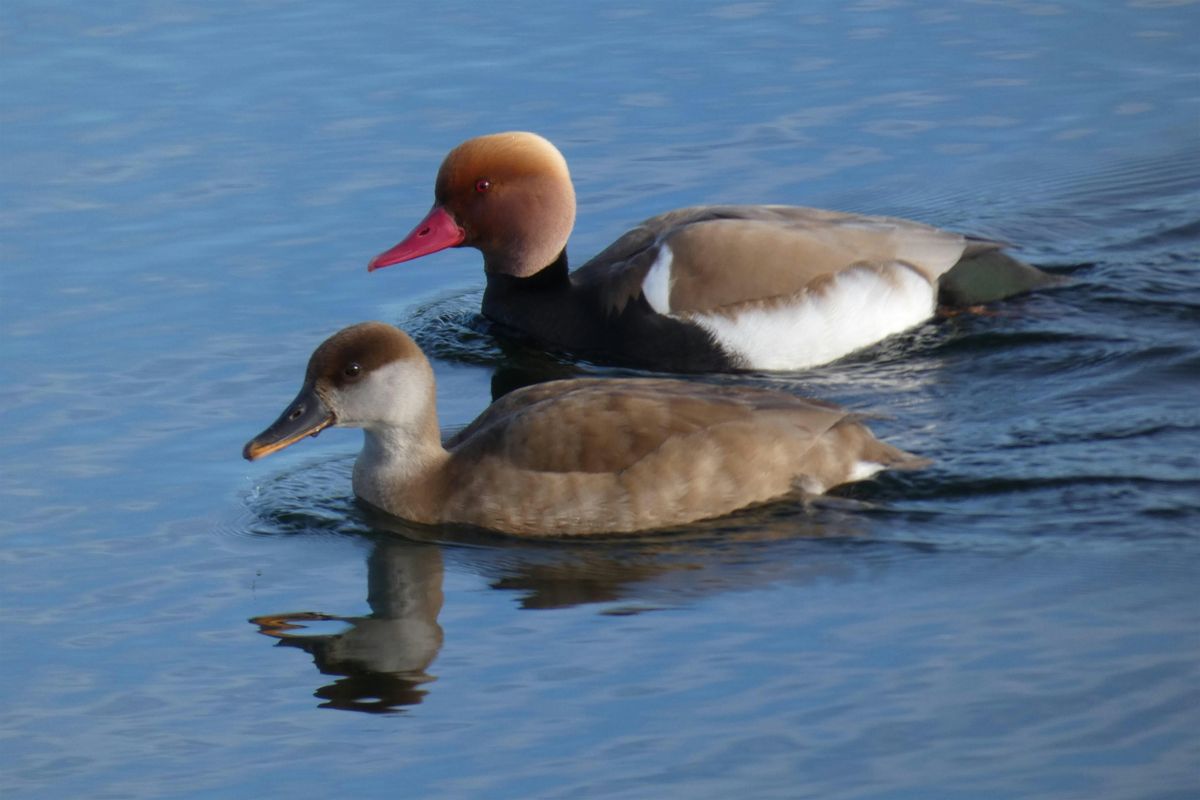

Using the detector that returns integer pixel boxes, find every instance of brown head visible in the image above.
[243,322,436,461]
[368,132,577,278]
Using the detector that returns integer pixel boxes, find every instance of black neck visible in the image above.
[485,249,570,294]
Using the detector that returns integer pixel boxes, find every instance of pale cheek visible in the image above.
[328,385,373,427]
[330,360,434,429]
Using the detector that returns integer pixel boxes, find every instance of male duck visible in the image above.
[243,322,926,536]
[368,131,1059,372]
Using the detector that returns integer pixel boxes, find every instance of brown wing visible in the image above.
[574,205,984,315]
[570,208,736,314]
[446,377,849,475]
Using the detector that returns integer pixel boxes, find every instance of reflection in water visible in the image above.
[245,488,895,712]
[250,541,443,714]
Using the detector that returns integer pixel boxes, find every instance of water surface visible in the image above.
[2,1,1199,798]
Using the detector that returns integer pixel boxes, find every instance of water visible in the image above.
[2,1,1198,797]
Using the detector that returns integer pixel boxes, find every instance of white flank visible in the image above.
[641,245,674,314]
[686,262,935,370]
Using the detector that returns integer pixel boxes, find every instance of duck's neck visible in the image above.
[484,248,571,293]
[481,249,596,345]
[353,415,449,524]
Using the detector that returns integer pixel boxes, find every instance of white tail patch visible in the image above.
[848,460,886,482]
[685,262,935,370]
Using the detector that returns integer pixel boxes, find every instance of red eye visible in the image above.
[475,178,492,194]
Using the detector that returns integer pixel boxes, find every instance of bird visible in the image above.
[367,131,1061,372]
[243,322,927,536]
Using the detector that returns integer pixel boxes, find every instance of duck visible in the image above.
[367,131,1062,373]
[243,322,927,536]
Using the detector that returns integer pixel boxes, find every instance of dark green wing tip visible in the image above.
[938,250,1069,307]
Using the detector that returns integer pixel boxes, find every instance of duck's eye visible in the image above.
[343,362,362,378]
[475,178,492,194]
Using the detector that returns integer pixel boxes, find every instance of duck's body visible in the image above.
[244,323,926,536]
[370,132,1060,372]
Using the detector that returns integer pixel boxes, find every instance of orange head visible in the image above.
[369,132,577,278]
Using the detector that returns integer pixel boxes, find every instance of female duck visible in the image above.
[368,132,1059,372]
[244,322,925,536]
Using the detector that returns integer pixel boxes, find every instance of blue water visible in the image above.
[3,2,1199,798]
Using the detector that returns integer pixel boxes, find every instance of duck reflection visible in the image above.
[249,539,443,714]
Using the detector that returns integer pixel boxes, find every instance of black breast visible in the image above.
[481,260,738,373]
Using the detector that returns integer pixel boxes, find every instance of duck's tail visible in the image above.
[938,244,1069,307]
